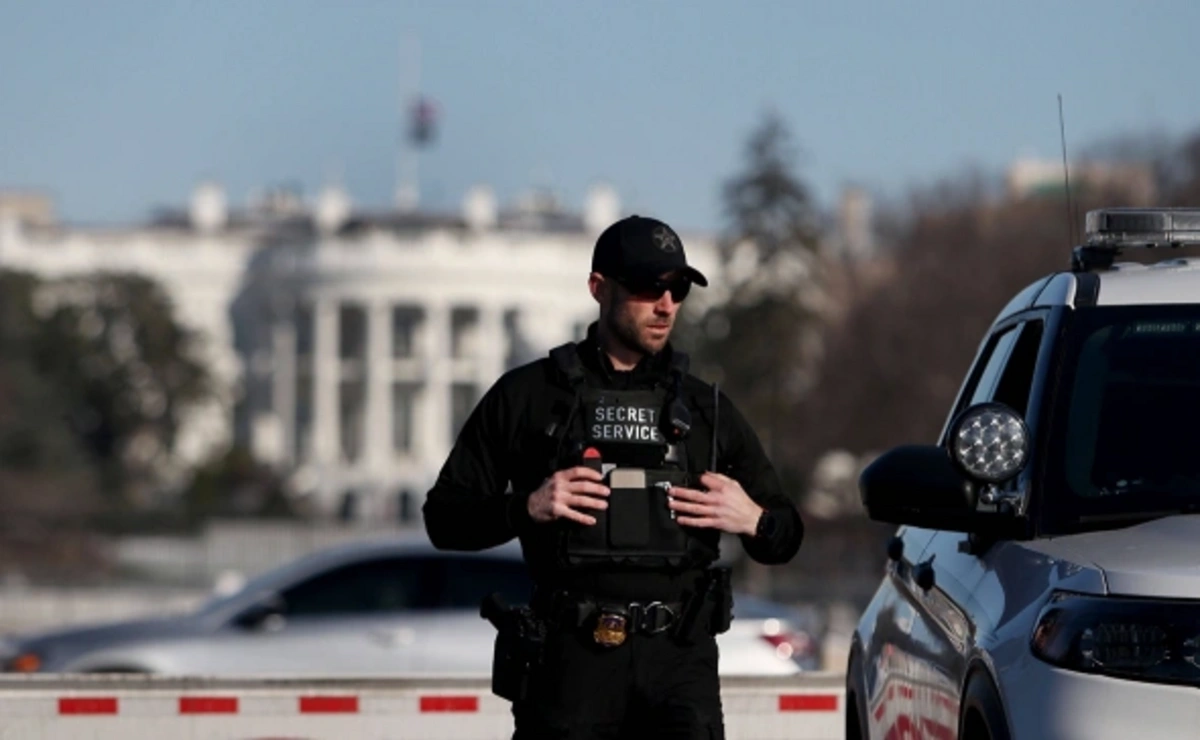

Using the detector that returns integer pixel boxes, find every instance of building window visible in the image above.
[451,306,479,359]
[504,309,540,370]
[339,379,365,463]
[392,306,422,358]
[339,304,366,360]
[338,489,360,522]
[294,304,314,357]
[451,383,479,443]
[397,489,416,523]
[294,374,312,461]
[392,382,419,453]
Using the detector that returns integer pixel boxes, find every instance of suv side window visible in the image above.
[992,321,1044,415]
[955,320,1046,418]
[962,326,1021,411]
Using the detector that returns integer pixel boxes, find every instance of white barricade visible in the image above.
[0,674,846,740]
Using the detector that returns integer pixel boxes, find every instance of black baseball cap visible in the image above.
[591,215,708,287]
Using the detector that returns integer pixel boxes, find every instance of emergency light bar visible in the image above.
[1072,208,1200,272]
[1085,208,1200,248]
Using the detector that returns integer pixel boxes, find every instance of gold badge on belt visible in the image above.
[593,612,628,647]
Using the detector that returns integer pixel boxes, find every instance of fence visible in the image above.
[0,674,847,740]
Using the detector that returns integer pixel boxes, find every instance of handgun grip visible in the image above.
[480,592,511,628]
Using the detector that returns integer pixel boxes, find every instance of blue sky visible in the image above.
[2,0,1199,231]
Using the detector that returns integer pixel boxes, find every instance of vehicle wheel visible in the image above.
[959,670,1011,740]
[845,649,869,740]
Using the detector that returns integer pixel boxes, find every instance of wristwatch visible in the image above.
[753,509,777,540]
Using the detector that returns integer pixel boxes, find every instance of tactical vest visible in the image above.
[546,343,710,572]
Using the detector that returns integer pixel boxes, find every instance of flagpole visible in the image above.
[396,33,421,212]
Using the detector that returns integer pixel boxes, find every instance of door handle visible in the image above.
[368,628,416,647]
[886,535,903,562]
[913,557,936,591]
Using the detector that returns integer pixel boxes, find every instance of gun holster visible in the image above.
[670,566,734,643]
[480,592,546,703]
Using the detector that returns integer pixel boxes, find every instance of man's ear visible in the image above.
[588,272,606,304]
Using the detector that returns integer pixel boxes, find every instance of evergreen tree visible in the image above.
[0,270,213,510]
[687,112,824,485]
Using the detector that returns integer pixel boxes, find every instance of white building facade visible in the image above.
[0,184,719,524]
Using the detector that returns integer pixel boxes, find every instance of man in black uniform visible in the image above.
[423,214,804,739]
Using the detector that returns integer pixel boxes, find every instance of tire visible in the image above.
[959,669,1011,740]
[845,649,869,740]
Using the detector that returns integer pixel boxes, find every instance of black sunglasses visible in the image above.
[615,274,692,303]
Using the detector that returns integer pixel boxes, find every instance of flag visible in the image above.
[409,96,438,147]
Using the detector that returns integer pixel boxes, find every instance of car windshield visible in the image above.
[1047,304,1200,528]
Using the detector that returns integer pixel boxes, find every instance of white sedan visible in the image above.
[0,535,819,677]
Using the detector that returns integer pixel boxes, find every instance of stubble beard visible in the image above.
[606,304,670,357]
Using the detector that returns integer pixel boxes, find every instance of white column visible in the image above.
[419,302,451,476]
[518,306,570,355]
[476,304,507,387]
[271,320,297,465]
[365,300,392,468]
[312,298,340,465]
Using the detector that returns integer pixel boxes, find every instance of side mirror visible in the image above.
[859,445,978,531]
[233,593,287,632]
[859,402,1030,533]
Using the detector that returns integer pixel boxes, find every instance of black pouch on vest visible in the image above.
[562,468,651,559]
[564,489,610,560]
[608,468,651,548]
[646,468,691,564]
[564,467,693,566]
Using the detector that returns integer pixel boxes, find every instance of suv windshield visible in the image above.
[1047,304,1200,530]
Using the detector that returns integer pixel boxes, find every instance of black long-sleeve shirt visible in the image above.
[423,325,804,601]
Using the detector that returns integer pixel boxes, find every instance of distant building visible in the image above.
[1006,157,1156,204]
[0,183,719,524]
[0,190,55,228]
[827,186,876,261]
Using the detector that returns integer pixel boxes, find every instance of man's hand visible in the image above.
[527,466,610,526]
[669,472,763,536]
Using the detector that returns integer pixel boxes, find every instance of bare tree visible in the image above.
[794,173,1160,480]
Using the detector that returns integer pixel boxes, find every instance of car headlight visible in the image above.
[1031,591,1200,685]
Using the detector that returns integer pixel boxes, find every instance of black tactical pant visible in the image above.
[511,625,724,740]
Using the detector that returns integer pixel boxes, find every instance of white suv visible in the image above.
[848,208,1200,740]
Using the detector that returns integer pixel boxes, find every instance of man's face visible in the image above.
[590,271,690,356]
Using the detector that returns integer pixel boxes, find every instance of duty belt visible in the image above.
[537,591,684,647]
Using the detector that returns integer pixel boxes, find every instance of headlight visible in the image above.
[1031,591,1200,685]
